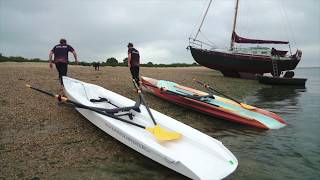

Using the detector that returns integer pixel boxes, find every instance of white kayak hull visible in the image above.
[63,76,238,179]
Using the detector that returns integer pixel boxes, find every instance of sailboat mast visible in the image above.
[230,0,240,50]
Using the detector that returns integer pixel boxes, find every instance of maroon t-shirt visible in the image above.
[51,44,74,64]
[128,48,140,67]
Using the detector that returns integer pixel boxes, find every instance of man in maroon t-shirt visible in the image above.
[49,38,78,95]
[127,42,140,87]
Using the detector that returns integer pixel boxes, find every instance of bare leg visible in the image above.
[59,85,65,97]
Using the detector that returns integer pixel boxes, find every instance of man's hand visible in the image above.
[49,61,53,69]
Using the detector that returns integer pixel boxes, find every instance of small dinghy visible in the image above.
[257,74,307,86]
[26,76,238,179]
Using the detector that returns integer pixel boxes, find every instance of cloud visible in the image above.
[0,0,319,67]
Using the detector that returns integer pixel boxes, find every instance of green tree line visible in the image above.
[0,53,199,67]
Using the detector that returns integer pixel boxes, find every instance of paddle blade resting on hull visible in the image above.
[194,79,256,110]
[146,125,181,141]
[132,79,182,141]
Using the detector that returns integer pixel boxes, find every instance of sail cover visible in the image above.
[232,32,289,44]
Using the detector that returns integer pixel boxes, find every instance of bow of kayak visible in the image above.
[141,76,286,130]
[62,76,238,179]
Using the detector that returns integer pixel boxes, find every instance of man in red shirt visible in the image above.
[49,38,78,95]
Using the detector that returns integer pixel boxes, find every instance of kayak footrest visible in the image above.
[115,112,134,120]
[90,97,119,108]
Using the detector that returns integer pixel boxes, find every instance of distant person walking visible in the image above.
[96,62,100,71]
[49,38,78,95]
[127,42,140,87]
[93,62,100,71]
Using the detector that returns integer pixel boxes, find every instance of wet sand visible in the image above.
[0,62,261,179]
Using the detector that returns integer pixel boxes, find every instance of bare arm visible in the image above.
[128,53,132,68]
[49,50,53,62]
[49,51,53,68]
[72,51,78,64]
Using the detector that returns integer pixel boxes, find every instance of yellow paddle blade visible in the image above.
[240,103,256,110]
[146,125,181,141]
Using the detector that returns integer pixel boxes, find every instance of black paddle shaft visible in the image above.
[132,80,157,126]
[29,86,55,97]
[143,83,219,107]
[195,80,242,105]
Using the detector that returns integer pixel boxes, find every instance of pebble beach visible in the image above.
[0,62,262,179]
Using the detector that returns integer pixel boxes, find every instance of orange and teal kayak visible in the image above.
[141,76,286,129]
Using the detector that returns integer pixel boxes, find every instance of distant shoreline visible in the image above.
[0,61,204,69]
[296,66,320,69]
[0,54,200,68]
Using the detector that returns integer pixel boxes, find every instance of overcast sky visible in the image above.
[0,0,319,67]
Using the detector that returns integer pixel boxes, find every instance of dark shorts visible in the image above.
[130,66,140,86]
[55,62,68,85]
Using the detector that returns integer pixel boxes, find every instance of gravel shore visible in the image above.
[0,62,261,179]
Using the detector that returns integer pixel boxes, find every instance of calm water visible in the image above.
[61,67,319,179]
[225,67,320,179]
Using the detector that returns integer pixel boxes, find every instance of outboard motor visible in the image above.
[283,71,295,78]
[294,50,302,60]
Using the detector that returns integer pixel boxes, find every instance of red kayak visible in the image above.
[141,76,286,129]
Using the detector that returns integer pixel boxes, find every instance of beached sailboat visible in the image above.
[188,0,302,78]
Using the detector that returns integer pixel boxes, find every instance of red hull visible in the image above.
[141,77,286,129]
